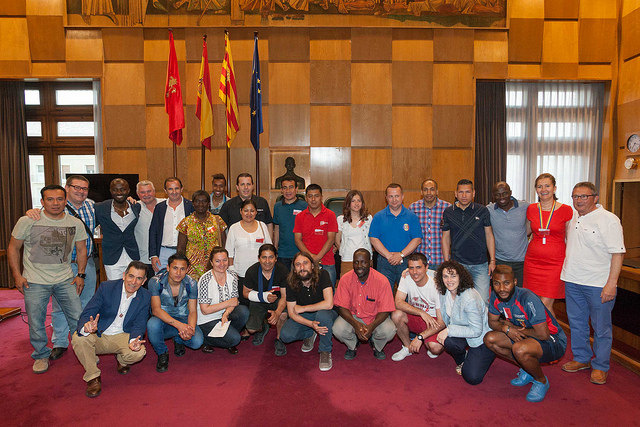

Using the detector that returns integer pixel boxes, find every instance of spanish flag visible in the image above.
[219,31,240,148]
[196,35,214,150]
[165,30,184,145]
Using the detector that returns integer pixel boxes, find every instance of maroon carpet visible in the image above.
[1,288,639,426]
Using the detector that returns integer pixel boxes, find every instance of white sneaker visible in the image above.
[427,350,439,359]
[392,346,412,362]
[33,358,49,374]
[319,351,332,371]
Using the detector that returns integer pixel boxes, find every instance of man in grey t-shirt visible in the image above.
[8,185,88,374]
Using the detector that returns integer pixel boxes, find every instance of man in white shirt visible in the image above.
[134,180,164,280]
[71,261,151,398]
[391,253,445,361]
[560,182,625,385]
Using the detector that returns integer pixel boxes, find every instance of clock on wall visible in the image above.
[627,133,640,153]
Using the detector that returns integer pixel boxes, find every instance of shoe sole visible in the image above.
[590,378,607,385]
[319,364,332,371]
[86,390,101,398]
[562,365,591,373]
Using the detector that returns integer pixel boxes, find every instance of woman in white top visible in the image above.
[335,189,372,277]
[197,247,249,354]
[225,199,273,294]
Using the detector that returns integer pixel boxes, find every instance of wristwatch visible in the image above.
[77,273,87,279]
[416,334,424,341]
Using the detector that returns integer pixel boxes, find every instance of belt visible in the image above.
[161,245,177,249]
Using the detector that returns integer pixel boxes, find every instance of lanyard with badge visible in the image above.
[537,200,556,245]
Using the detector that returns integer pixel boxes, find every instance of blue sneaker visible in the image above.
[526,377,550,403]
[511,368,534,387]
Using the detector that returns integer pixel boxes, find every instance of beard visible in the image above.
[295,269,312,281]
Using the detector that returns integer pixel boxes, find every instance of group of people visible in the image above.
[7,170,625,402]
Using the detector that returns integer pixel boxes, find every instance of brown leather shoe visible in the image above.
[116,360,130,375]
[591,369,608,385]
[561,360,591,373]
[86,376,101,398]
[227,346,239,355]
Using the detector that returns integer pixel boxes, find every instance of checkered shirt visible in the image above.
[408,198,451,266]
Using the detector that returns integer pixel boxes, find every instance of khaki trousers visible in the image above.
[71,332,146,382]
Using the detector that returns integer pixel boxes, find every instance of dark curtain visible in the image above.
[0,81,31,288]
[474,81,507,205]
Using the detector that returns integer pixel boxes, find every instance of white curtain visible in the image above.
[505,81,604,204]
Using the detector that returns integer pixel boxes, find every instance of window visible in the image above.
[25,81,100,207]
[506,82,604,203]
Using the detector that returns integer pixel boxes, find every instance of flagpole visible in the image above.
[254,31,260,196]
[201,34,207,190]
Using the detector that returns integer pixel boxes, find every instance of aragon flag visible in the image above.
[165,30,184,145]
[219,31,240,148]
[196,35,214,150]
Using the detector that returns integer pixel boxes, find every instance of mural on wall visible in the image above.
[67,0,505,27]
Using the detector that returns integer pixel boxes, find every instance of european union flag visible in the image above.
[250,33,263,152]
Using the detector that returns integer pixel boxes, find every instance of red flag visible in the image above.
[219,31,240,147]
[196,35,214,150]
[165,30,184,145]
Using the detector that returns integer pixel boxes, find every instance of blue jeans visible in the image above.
[320,264,336,288]
[24,279,82,360]
[461,262,490,302]
[565,281,615,371]
[280,310,337,352]
[159,246,177,271]
[51,258,97,348]
[147,315,204,355]
[199,305,249,348]
[376,256,408,289]
[444,336,496,385]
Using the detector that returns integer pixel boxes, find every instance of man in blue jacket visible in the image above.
[71,261,151,398]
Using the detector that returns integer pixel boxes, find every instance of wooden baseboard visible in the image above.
[0,307,20,321]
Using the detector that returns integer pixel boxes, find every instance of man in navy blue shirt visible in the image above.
[484,265,567,403]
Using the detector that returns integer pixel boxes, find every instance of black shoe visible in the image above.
[252,322,269,346]
[274,338,287,356]
[369,339,386,360]
[201,345,215,354]
[174,342,186,357]
[228,346,239,355]
[156,353,169,373]
[49,347,67,360]
[344,348,357,360]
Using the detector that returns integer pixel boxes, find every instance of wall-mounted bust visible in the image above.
[275,156,305,190]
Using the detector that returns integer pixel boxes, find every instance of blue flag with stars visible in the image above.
[250,34,263,152]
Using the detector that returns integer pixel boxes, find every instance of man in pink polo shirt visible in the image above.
[294,184,338,286]
[333,248,397,360]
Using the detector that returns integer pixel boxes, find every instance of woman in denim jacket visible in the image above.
[433,260,495,385]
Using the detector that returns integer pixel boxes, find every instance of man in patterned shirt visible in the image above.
[409,179,451,272]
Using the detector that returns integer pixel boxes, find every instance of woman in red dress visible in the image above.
[523,173,573,317]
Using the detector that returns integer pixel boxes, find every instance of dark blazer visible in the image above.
[77,279,151,339]
[148,198,195,259]
[95,200,141,265]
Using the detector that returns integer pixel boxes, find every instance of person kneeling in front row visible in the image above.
[147,253,203,372]
[484,265,566,402]
[71,261,151,398]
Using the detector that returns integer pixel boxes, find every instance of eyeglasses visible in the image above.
[571,194,595,200]
[68,184,89,192]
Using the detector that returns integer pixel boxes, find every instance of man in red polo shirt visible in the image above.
[294,184,338,286]
[333,248,397,360]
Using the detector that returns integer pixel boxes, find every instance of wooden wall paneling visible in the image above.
[105,149,148,176]
[185,103,229,149]
[392,148,432,190]
[618,57,640,106]
[433,30,474,63]
[258,146,270,197]
[102,28,144,62]
[578,65,613,80]
[268,28,309,62]
[359,190,387,217]
[26,15,65,61]
[508,19,544,63]
[186,147,227,193]
[474,62,508,79]
[507,64,542,79]
[230,105,265,149]
[184,62,204,106]
[623,0,640,16]
[544,0,579,20]
[26,0,65,16]
[542,21,579,78]
[66,30,103,62]
[309,36,351,61]
[146,147,184,191]
[103,105,146,148]
[351,105,392,147]
[392,29,434,62]
[580,0,617,19]
[310,60,351,104]
[145,105,171,148]
[144,28,186,62]
[351,28,392,62]
[66,61,102,76]
[145,61,186,105]
[509,0,544,19]
[351,148,392,191]
[351,63,392,105]
[616,100,640,141]
[474,30,508,78]
[579,19,617,63]
[270,149,310,190]
[184,28,226,63]
[432,105,474,149]
[268,104,309,147]
[310,106,351,147]
[0,0,26,15]
[230,147,260,186]
[268,62,310,105]
[432,64,474,106]
[231,60,253,105]
[622,8,640,61]
[392,61,433,105]
[392,106,432,148]
[30,63,66,77]
[431,149,474,193]
[103,63,146,105]
[620,182,640,249]
[310,147,351,190]
[0,18,31,76]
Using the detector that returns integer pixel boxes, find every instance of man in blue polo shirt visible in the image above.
[370,183,422,289]
[273,177,307,271]
[484,265,566,402]
[442,179,495,301]
[487,181,529,288]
